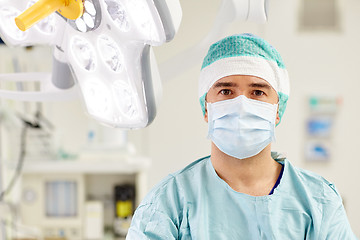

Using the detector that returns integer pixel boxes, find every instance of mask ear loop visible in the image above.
[200,92,207,116]
[277,94,280,123]
[276,92,289,126]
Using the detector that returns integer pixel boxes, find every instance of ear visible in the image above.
[204,104,208,123]
[275,106,280,126]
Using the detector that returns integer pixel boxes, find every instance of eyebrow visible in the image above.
[212,81,272,89]
[249,83,271,89]
[212,82,238,88]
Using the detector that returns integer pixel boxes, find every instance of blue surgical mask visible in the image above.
[207,95,278,159]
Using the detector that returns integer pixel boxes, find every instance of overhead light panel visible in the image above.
[0,0,182,129]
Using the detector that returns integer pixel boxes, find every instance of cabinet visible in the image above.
[19,155,150,240]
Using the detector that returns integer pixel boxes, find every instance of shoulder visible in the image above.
[140,156,210,205]
[130,156,210,231]
[284,159,342,204]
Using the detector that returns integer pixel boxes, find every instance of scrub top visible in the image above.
[127,155,357,240]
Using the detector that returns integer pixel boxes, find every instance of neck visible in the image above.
[211,143,282,196]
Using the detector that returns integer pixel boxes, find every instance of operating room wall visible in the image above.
[128,0,360,235]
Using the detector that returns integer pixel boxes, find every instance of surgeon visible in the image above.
[126,34,357,239]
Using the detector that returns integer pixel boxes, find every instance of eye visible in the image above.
[253,90,265,97]
[219,89,232,96]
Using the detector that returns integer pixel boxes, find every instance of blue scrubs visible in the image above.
[127,155,357,239]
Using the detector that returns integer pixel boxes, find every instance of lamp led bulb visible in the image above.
[112,80,138,119]
[82,80,112,118]
[84,1,96,16]
[104,0,130,32]
[70,36,97,71]
[97,34,123,73]
[75,18,87,32]
[83,12,94,28]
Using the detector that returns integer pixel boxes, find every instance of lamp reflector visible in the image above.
[70,36,96,71]
[97,35,123,72]
[104,0,130,32]
[112,80,138,119]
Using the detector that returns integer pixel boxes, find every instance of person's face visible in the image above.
[204,75,280,124]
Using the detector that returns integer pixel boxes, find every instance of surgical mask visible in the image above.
[207,95,278,159]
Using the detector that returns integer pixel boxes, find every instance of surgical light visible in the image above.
[0,0,182,129]
[59,0,181,128]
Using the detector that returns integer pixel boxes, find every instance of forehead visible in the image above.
[212,75,271,88]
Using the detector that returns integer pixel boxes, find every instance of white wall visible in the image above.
[129,0,360,236]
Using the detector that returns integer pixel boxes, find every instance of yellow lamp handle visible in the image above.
[15,0,84,32]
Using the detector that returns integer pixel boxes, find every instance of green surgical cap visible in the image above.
[199,33,290,124]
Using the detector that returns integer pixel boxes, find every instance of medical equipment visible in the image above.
[113,184,135,237]
[0,202,43,240]
[0,107,28,202]
[19,157,150,240]
[0,0,271,129]
[0,107,26,240]
[0,108,59,239]
[21,173,85,240]
[0,0,182,129]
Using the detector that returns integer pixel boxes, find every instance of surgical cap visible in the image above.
[199,33,290,124]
